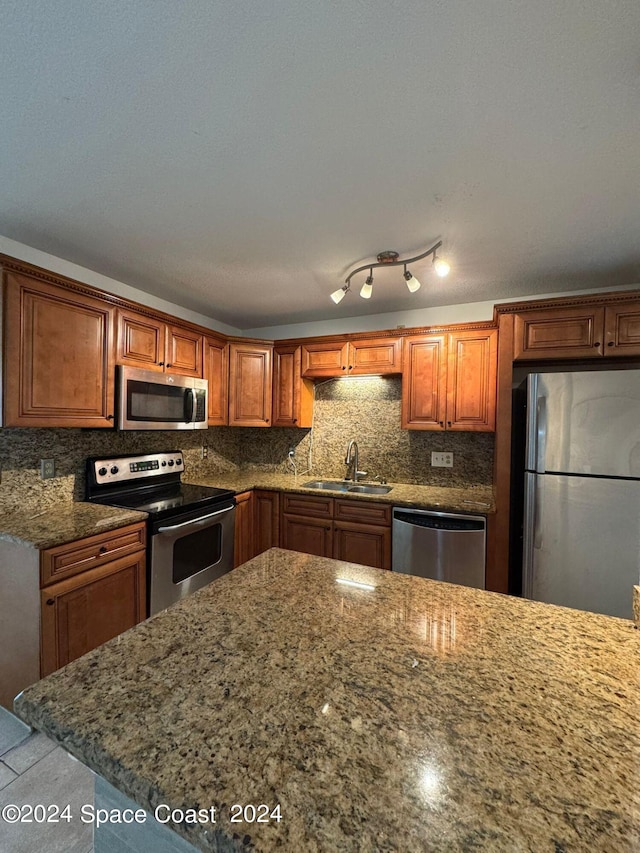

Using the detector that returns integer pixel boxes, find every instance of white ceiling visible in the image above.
[1,1,639,330]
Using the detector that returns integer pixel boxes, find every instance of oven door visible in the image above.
[149,502,235,615]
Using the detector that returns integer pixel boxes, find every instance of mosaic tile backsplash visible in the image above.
[0,377,493,511]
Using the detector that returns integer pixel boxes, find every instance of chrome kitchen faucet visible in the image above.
[345,440,367,482]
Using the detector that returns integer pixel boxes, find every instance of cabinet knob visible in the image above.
[341,365,346,370]
[293,418,298,423]
[593,342,600,348]
[348,365,353,370]
[106,414,114,420]
[99,546,108,554]
[166,363,172,368]
[439,421,444,427]
[448,421,452,426]
[46,598,55,606]
[607,341,614,347]
[159,361,164,366]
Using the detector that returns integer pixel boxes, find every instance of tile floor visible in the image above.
[0,706,94,852]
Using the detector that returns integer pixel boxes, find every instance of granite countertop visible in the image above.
[15,548,640,852]
[185,472,496,513]
[0,503,148,549]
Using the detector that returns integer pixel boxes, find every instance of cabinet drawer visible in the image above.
[334,499,391,526]
[41,522,146,587]
[282,493,333,518]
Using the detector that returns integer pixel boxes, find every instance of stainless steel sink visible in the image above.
[346,484,392,494]
[303,480,392,495]
[302,480,351,491]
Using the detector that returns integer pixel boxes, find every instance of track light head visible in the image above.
[433,254,450,277]
[360,273,374,299]
[403,267,421,293]
[330,284,349,304]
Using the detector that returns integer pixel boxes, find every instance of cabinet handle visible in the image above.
[46,598,55,606]
[593,343,600,348]
[607,341,614,347]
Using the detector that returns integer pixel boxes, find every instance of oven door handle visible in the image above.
[157,505,234,533]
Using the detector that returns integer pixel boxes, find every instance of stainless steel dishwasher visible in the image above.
[392,507,486,589]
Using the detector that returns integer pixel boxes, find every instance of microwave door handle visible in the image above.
[184,388,195,423]
[157,505,234,533]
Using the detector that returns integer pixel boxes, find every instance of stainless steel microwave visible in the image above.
[118,366,208,430]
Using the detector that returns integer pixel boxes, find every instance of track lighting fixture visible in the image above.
[332,239,449,305]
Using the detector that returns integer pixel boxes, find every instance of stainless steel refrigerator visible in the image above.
[523,369,640,619]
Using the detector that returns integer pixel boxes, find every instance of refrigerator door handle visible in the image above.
[533,475,544,551]
[523,474,536,598]
[535,395,547,473]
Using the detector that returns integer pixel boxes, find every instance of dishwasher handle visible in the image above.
[393,510,485,532]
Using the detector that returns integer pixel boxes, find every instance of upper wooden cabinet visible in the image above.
[402,329,497,431]
[116,308,203,377]
[204,335,229,426]
[228,342,273,426]
[3,271,116,428]
[301,336,401,377]
[514,301,640,361]
[272,345,313,428]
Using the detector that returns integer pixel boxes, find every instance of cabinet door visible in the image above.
[272,345,313,427]
[401,335,447,429]
[204,336,229,425]
[300,340,349,377]
[166,325,203,377]
[348,337,401,375]
[233,491,255,567]
[333,521,391,570]
[281,514,333,557]
[604,302,640,357]
[446,329,497,431]
[513,306,605,360]
[228,343,273,426]
[116,308,165,371]
[253,490,280,556]
[40,552,146,677]
[4,272,116,427]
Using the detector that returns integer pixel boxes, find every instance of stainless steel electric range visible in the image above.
[86,451,235,616]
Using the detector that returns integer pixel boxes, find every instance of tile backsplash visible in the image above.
[0,377,493,511]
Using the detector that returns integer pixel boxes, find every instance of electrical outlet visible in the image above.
[431,452,453,468]
[202,446,208,459]
[40,458,55,479]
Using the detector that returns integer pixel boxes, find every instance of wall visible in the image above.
[0,378,492,512]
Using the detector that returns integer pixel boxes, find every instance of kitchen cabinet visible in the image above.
[204,335,229,425]
[272,345,314,427]
[513,301,640,361]
[233,491,255,567]
[40,523,146,677]
[300,336,401,377]
[117,307,204,377]
[253,490,280,555]
[3,270,116,428]
[401,329,497,431]
[228,342,273,427]
[281,493,391,569]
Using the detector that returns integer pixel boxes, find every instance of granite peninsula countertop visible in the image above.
[184,472,495,513]
[15,548,640,852]
[0,502,148,549]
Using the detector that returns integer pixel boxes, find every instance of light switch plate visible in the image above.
[40,459,55,479]
[431,452,453,468]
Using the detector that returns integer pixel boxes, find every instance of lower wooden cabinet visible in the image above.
[253,490,280,556]
[40,552,146,677]
[280,493,391,569]
[233,491,255,567]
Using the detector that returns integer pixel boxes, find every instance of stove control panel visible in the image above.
[91,452,184,485]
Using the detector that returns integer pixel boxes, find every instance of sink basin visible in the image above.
[346,484,392,495]
[302,480,351,491]
[302,480,392,495]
